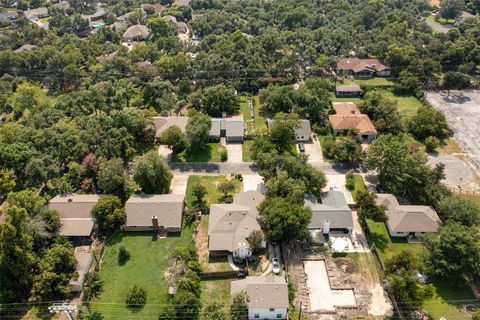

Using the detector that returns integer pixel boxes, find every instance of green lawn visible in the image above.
[185,175,242,207]
[329,92,362,104]
[373,89,423,117]
[170,143,224,162]
[427,15,456,24]
[89,225,194,320]
[242,140,254,162]
[240,95,267,134]
[351,174,367,201]
[366,220,424,263]
[343,77,396,87]
[200,279,231,308]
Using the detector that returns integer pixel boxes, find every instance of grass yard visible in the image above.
[89,225,194,320]
[373,89,423,117]
[343,77,396,87]
[242,140,255,162]
[240,95,267,134]
[289,144,298,156]
[351,174,367,201]
[200,278,231,308]
[330,92,362,104]
[436,138,463,155]
[170,143,225,162]
[421,280,477,320]
[426,15,456,24]
[366,219,424,263]
[185,175,242,207]
[459,193,480,206]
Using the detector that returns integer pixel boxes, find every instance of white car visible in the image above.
[272,258,281,274]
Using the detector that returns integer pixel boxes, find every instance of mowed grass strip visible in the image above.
[185,175,242,207]
[89,225,194,320]
[170,142,224,162]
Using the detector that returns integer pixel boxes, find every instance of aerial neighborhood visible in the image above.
[1,0,480,320]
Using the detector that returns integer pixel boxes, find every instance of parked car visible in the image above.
[298,143,305,152]
[272,258,280,274]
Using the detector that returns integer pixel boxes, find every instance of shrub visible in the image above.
[220,149,228,162]
[345,171,355,191]
[118,246,130,265]
[425,136,440,153]
[125,285,147,309]
[472,310,480,320]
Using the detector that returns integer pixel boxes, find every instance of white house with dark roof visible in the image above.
[231,276,289,320]
[209,118,245,142]
[305,189,353,244]
[124,194,185,232]
[376,194,441,238]
[48,194,101,239]
[208,191,264,260]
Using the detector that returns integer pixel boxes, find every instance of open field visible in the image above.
[171,143,225,162]
[200,278,231,308]
[185,175,242,207]
[89,225,194,320]
[343,77,396,87]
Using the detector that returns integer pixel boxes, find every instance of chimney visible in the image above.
[151,216,159,232]
[323,220,330,235]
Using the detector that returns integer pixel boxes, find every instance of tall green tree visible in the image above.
[440,0,465,20]
[200,84,239,116]
[0,206,35,302]
[185,111,211,150]
[269,112,300,152]
[91,196,126,234]
[161,125,187,154]
[436,195,480,227]
[98,158,129,200]
[133,151,172,194]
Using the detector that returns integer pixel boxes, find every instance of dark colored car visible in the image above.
[298,143,305,152]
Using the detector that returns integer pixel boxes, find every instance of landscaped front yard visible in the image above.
[170,142,225,162]
[89,225,194,320]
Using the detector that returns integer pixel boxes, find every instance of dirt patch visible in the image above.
[333,257,356,274]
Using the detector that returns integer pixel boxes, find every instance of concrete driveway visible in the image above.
[243,174,265,193]
[158,145,172,160]
[226,142,243,163]
[303,138,323,162]
[428,154,477,187]
[324,174,354,204]
[170,174,189,195]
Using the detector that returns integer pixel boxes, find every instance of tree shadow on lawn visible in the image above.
[171,146,213,162]
[369,231,390,252]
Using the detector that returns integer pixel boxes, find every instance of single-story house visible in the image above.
[23,7,48,21]
[337,58,391,78]
[116,11,134,23]
[69,246,93,292]
[50,1,70,12]
[329,102,377,143]
[305,189,353,244]
[177,21,188,34]
[267,118,311,142]
[336,84,362,97]
[231,276,289,320]
[376,194,441,238]
[122,24,150,42]
[48,194,101,239]
[210,118,245,143]
[141,3,165,14]
[208,191,264,260]
[0,11,19,20]
[152,116,189,140]
[124,194,185,232]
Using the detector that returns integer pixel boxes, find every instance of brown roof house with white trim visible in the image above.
[336,84,362,97]
[208,191,265,261]
[337,58,391,78]
[376,194,441,238]
[152,116,189,140]
[48,194,101,240]
[124,194,185,232]
[329,102,377,143]
[122,24,150,42]
[231,276,289,320]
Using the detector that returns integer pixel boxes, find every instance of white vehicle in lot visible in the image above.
[272,258,281,274]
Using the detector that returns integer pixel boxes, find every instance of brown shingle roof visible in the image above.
[329,103,377,134]
[337,58,389,73]
[208,191,264,252]
[123,24,150,39]
[48,194,101,219]
[336,84,362,92]
[60,218,95,236]
[125,194,184,229]
[231,276,289,308]
[153,116,189,138]
[376,194,441,233]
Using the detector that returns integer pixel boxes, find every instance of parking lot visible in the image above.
[427,91,480,170]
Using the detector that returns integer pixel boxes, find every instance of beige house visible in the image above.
[231,276,289,320]
[376,194,441,238]
[208,191,264,260]
[329,102,377,142]
[124,194,185,232]
[122,24,150,41]
[335,84,362,97]
[23,7,48,21]
[152,116,189,140]
[48,194,101,238]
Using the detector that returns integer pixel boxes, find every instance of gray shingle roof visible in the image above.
[267,118,311,139]
[209,118,244,138]
[336,84,362,92]
[231,276,289,308]
[305,190,353,229]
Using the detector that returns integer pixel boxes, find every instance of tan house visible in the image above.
[152,116,189,140]
[208,191,264,260]
[231,276,289,320]
[335,84,362,97]
[337,58,391,78]
[329,102,377,142]
[122,24,150,41]
[376,194,441,238]
[23,7,48,21]
[124,194,185,232]
[48,194,101,239]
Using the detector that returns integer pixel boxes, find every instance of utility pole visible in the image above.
[48,302,77,320]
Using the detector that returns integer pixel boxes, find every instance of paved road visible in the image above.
[169,161,353,175]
